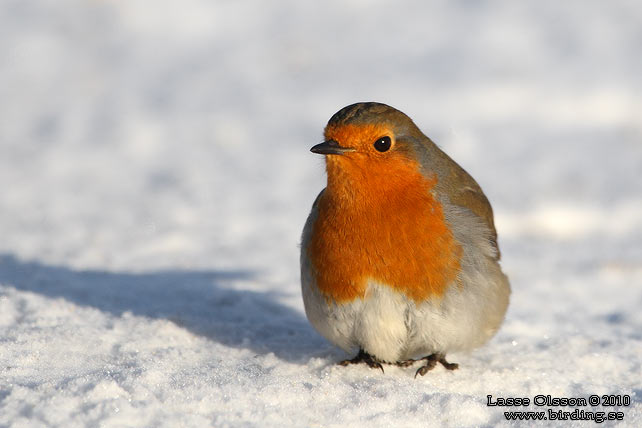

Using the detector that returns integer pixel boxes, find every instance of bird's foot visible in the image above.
[414,354,459,378]
[338,349,384,373]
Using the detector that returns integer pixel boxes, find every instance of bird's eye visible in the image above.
[373,136,392,152]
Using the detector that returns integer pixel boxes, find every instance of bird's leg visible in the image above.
[437,355,459,371]
[414,353,459,378]
[338,349,384,373]
[414,354,438,377]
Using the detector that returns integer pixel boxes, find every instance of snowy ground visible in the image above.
[1,1,642,427]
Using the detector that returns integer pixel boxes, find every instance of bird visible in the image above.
[300,102,510,377]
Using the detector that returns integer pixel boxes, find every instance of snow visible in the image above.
[1,0,641,426]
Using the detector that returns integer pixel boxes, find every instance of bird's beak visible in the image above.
[310,139,355,155]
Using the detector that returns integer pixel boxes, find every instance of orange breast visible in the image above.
[307,158,461,304]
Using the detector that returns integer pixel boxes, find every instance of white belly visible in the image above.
[301,269,507,363]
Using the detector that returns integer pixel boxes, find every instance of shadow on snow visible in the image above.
[0,254,326,363]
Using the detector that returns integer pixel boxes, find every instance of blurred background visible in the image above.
[1,1,642,425]
[1,0,641,288]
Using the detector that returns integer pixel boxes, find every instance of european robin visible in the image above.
[300,102,510,377]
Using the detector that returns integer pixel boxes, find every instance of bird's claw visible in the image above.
[339,351,457,377]
[338,349,385,373]
[414,354,458,378]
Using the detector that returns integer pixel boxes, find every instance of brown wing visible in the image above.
[431,145,500,260]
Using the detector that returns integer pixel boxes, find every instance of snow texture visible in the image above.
[1,0,641,427]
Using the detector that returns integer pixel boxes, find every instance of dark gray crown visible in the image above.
[327,102,401,127]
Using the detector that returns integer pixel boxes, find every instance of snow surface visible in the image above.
[1,0,642,427]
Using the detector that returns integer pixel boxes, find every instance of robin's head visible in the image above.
[311,102,429,191]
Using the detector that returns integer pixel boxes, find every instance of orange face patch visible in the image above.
[324,123,393,153]
[308,124,462,304]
